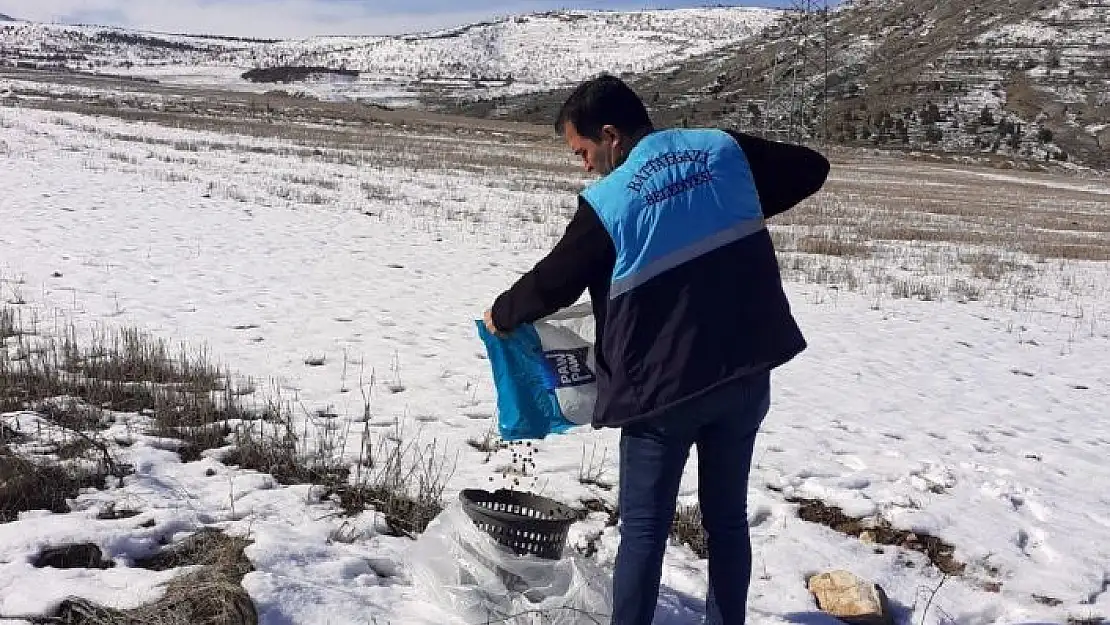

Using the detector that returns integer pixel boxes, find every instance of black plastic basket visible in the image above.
[459,489,578,560]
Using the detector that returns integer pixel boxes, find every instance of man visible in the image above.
[483,74,829,625]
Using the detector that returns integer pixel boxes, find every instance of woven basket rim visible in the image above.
[459,488,578,529]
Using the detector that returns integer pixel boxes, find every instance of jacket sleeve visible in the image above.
[725,130,830,219]
[491,198,614,332]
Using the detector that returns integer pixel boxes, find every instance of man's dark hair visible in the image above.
[555,74,653,140]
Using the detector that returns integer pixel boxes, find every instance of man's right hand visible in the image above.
[484,309,507,337]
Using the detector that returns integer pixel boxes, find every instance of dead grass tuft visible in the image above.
[795,233,873,258]
[790,497,965,576]
[671,505,707,558]
[33,543,113,569]
[95,503,140,520]
[49,528,257,625]
[891,279,942,301]
[149,387,249,462]
[0,318,276,467]
[958,251,1022,281]
[0,450,107,522]
[35,397,106,432]
[466,427,505,455]
[578,443,613,491]
[335,426,455,537]
[223,421,349,487]
[0,307,18,340]
[135,527,253,578]
[1,322,223,415]
[66,327,223,390]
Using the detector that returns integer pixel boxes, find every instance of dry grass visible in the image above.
[361,181,397,202]
[790,497,965,576]
[48,529,257,625]
[959,251,1025,280]
[67,327,223,389]
[5,72,584,206]
[0,314,266,463]
[223,416,348,487]
[466,426,505,454]
[0,307,18,340]
[2,308,459,542]
[795,232,873,258]
[0,450,107,522]
[33,543,114,569]
[670,505,707,558]
[336,423,456,537]
[810,164,1110,264]
[282,173,339,190]
[578,443,613,491]
[0,321,223,414]
[766,156,1110,303]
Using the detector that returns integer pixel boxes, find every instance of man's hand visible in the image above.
[484,309,507,337]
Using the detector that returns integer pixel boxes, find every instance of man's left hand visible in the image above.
[483,309,506,337]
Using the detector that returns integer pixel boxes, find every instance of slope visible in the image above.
[456,0,1110,170]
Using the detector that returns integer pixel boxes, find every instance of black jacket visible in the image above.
[491,129,830,427]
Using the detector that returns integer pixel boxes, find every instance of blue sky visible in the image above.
[4,1,809,39]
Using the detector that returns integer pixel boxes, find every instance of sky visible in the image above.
[0,0,807,39]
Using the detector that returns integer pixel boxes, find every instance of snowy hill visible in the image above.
[465,0,1110,170]
[0,8,782,105]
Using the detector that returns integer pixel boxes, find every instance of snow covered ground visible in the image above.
[0,8,781,106]
[1,97,1109,625]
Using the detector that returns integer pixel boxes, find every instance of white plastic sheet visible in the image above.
[408,502,613,624]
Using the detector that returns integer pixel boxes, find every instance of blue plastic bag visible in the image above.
[475,304,598,441]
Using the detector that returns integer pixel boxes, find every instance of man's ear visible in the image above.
[600,124,621,147]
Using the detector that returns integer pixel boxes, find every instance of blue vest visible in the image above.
[582,129,766,298]
[578,128,805,428]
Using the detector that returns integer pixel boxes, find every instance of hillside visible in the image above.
[458,0,1110,170]
[0,9,780,106]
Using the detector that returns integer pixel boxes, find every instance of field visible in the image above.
[1,71,1109,625]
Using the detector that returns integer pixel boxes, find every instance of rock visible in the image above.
[859,530,877,544]
[808,570,894,625]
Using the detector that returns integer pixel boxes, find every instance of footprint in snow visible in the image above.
[834,454,867,472]
[1085,512,1110,530]
[1014,527,1054,561]
[972,442,999,454]
[748,507,773,528]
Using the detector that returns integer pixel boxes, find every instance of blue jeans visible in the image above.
[611,372,771,625]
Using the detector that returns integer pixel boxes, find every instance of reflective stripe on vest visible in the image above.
[582,129,765,299]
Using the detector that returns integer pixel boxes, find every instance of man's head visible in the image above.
[555,74,653,176]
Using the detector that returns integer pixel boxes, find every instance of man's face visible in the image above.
[563,122,623,176]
